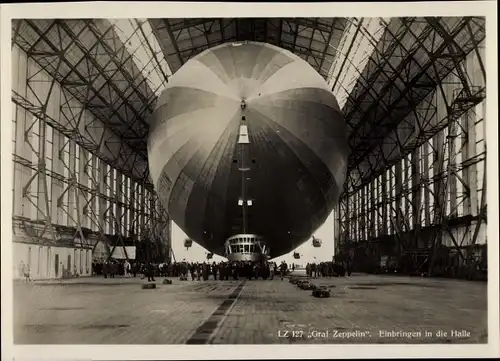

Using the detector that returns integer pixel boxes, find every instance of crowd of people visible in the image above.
[17,258,346,282]
[92,259,348,281]
[305,261,348,277]
[166,260,293,281]
[92,259,296,281]
[92,259,136,278]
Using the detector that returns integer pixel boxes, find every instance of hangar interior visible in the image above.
[10,17,486,280]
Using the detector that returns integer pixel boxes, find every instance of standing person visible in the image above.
[140,263,146,280]
[19,261,25,282]
[262,262,269,280]
[190,263,196,281]
[231,262,237,280]
[269,262,275,280]
[212,262,218,280]
[103,261,109,279]
[203,263,209,281]
[124,260,131,278]
[183,262,189,280]
[20,261,31,283]
[118,261,124,277]
[147,262,156,282]
[197,263,202,281]
[223,262,229,280]
[108,261,113,278]
[110,261,117,278]
[246,261,252,280]
[279,261,287,280]
[179,262,184,280]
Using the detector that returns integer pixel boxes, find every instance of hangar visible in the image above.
[8,16,491,347]
[11,17,486,278]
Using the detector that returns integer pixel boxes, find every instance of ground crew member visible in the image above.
[147,262,156,282]
[279,261,287,280]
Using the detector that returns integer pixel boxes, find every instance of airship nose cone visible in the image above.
[226,78,262,101]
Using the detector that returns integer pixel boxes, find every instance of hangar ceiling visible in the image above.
[149,18,349,78]
[11,16,486,190]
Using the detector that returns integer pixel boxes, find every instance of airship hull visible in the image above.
[148,41,348,259]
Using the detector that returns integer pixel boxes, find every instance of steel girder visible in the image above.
[344,17,485,181]
[12,53,93,249]
[11,19,172,261]
[10,52,163,259]
[12,19,156,183]
[12,58,62,247]
[149,18,348,80]
[336,17,487,275]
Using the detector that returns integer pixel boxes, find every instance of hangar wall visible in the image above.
[336,39,487,275]
[11,44,171,278]
[13,242,93,280]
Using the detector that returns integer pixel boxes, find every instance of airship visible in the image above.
[147,41,348,261]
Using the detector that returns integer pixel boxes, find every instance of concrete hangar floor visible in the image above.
[14,272,487,344]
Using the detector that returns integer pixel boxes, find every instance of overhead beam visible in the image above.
[163,19,185,67]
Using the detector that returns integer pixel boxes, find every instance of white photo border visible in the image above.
[1,1,498,359]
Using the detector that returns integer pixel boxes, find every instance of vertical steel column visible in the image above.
[19,52,63,245]
[411,148,422,250]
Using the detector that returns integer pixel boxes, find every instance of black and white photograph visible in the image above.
[1,1,498,360]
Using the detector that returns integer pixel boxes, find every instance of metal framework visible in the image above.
[10,17,488,277]
[335,17,487,276]
[149,18,349,79]
[12,19,171,264]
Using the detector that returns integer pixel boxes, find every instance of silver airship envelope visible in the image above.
[148,41,347,257]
